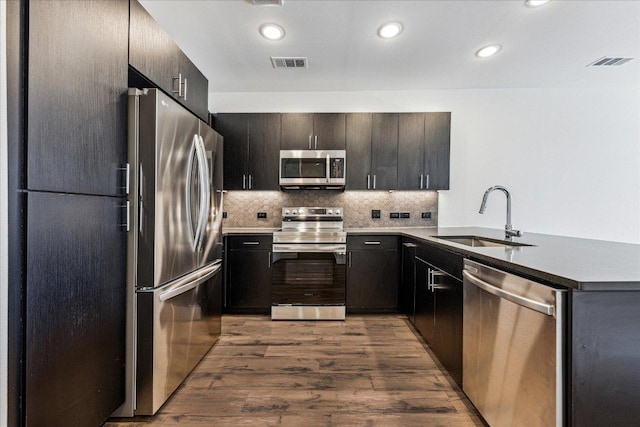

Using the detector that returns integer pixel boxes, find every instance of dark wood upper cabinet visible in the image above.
[424,112,451,190]
[214,113,280,190]
[129,0,208,121]
[397,112,451,190]
[215,114,248,191]
[346,113,372,190]
[248,113,280,190]
[371,113,399,190]
[346,113,398,190]
[27,0,128,196]
[281,113,346,150]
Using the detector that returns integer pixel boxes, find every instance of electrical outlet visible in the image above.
[371,209,381,219]
[257,212,267,219]
[400,212,410,219]
[421,211,432,219]
[390,212,400,219]
[222,211,228,218]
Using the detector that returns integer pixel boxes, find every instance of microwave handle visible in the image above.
[326,155,330,183]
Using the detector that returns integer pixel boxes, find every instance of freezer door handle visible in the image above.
[463,269,555,316]
[158,262,221,302]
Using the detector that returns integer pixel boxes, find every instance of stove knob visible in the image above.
[299,208,305,214]
[284,209,290,215]
[292,210,298,215]
[335,209,341,216]
[328,209,333,215]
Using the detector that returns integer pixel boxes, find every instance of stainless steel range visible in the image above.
[271,207,347,320]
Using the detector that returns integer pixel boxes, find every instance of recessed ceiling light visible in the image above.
[377,22,403,39]
[525,0,551,7]
[476,44,502,58]
[259,23,285,41]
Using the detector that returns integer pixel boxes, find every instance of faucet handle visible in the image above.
[505,228,522,239]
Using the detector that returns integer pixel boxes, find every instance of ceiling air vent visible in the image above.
[250,0,283,6]
[271,57,308,69]
[587,57,634,67]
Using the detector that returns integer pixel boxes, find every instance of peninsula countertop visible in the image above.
[223,226,640,291]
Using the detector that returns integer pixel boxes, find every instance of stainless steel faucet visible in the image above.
[479,185,522,241]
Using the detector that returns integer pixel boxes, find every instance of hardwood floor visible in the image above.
[106,315,484,426]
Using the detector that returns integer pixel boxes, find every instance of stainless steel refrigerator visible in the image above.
[115,88,224,416]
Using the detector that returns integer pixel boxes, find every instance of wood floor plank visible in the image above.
[105,315,484,426]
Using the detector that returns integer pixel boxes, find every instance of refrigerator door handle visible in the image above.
[195,135,211,251]
[158,262,221,302]
[185,135,198,250]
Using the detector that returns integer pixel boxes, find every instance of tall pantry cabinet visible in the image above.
[7,1,128,426]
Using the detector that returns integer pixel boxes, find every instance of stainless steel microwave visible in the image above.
[279,150,346,189]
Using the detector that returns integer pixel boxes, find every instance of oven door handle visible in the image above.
[272,243,347,253]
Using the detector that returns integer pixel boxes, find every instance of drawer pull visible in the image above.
[304,293,314,297]
[243,241,260,245]
[364,241,381,245]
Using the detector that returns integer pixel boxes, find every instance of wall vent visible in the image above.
[271,57,308,69]
[587,57,634,67]
[250,0,283,6]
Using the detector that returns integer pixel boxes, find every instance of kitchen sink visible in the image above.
[435,235,534,248]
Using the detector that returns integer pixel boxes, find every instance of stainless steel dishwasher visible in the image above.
[462,259,565,427]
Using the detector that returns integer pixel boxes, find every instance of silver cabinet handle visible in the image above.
[364,241,381,245]
[183,78,187,101]
[426,174,430,189]
[420,174,424,190]
[308,135,312,150]
[315,135,318,149]
[120,201,130,232]
[348,251,352,267]
[373,175,376,189]
[242,174,246,190]
[243,241,260,245]
[119,163,130,195]
[268,251,271,268]
[463,270,556,316]
[173,73,182,98]
[402,242,417,248]
[248,174,253,190]
[367,175,371,190]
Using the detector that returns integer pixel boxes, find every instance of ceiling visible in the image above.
[139,0,639,93]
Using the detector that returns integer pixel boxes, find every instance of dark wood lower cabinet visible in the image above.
[346,236,398,313]
[225,236,272,313]
[25,192,125,426]
[414,248,463,386]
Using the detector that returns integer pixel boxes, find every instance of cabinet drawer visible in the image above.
[416,243,464,280]
[347,235,398,251]
[226,235,273,250]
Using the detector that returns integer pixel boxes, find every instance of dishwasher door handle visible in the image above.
[463,270,555,316]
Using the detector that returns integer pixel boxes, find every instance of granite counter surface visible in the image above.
[224,226,640,291]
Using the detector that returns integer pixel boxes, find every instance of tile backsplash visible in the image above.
[223,190,438,228]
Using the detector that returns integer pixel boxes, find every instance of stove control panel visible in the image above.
[282,207,343,218]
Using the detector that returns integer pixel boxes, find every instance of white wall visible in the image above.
[209,87,640,244]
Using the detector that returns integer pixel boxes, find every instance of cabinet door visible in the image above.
[314,113,346,150]
[371,113,398,190]
[400,242,417,321]
[28,0,128,196]
[227,249,271,312]
[433,273,463,386]
[248,113,280,190]
[178,52,209,121]
[423,112,451,190]
[345,113,372,190]
[280,113,314,150]
[214,114,248,190]
[26,192,125,427]
[397,113,425,190]
[414,258,435,345]
[347,250,398,312]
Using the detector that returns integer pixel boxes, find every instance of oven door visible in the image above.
[271,243,347,320]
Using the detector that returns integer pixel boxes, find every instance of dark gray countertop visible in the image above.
[224,226,640,291]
